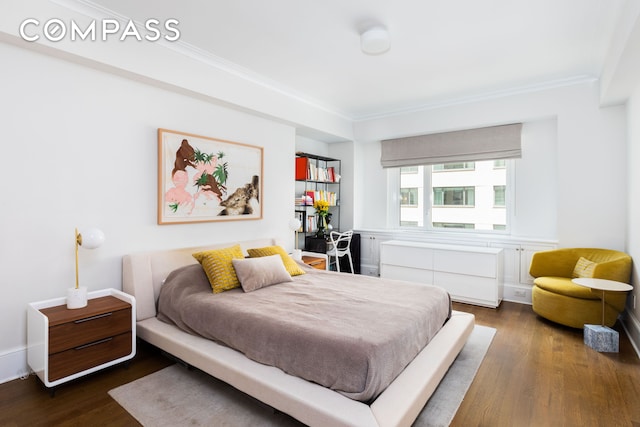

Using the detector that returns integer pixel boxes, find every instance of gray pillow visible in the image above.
[232,254,292,292]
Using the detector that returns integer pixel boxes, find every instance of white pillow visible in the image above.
[232,254,292,292]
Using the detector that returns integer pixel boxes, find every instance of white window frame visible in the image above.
[388,159,515,234]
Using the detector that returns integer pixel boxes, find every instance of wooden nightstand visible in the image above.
[27,289,136,390]
[302,254,327,270]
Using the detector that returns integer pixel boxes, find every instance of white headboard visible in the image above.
[122,238,279,321]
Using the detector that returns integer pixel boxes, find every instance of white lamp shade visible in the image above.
[288,218,302,231]
[361,27,391,55]
[80,228,105,249]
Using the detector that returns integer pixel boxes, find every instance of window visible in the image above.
[433,222,475,229]
[433,186,475,206]
[494,185,505,207]
[401,166,419,174]
[396,159,510,232]
[400,188,418,206]
[433,162,475,171]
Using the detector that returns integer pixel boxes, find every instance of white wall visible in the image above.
[624,83,640,349]
[296,135,330,157]
[0,42,297,382]
[352,81,627,249]
[327,141,355,231]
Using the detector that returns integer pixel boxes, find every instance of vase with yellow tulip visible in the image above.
[313,199,330,238]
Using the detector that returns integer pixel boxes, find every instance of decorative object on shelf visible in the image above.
[157,128,263,224]
[314,199,329,238]
[69,227,105,309]
[288,217,302,260]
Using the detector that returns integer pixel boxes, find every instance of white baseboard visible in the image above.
[0,346,29,385]
[502,284,532,305]
[622,310,640,358]
[360,264,379,277]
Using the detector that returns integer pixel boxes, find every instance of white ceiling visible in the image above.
[87,0,625,120]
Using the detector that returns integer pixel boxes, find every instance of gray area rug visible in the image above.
[109,325,495,427]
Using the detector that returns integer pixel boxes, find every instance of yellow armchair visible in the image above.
[529,248,632,328]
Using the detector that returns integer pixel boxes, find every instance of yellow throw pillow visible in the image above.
[247,245,306,276]
[572,256,597,278]
[193,244,244,293]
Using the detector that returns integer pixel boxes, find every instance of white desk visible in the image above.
[572,278,633,352]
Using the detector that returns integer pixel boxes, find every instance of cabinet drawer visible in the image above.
[381,265,434,285]
[434,250,498,278]
[308,259,326,270]
[49,308,131,354]
[48,331,132,381]
[434,271,498,304]
[302,256,326,270]
[380,245,433,269]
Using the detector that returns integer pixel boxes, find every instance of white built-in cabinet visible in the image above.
[488,242,554,285]
[380,240,504,308]
[488,242,556,302]
[356,230,557,305]
[359,232,393,277]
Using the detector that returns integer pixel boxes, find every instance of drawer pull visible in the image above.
[75,337,113,350]
[74,312,112,323]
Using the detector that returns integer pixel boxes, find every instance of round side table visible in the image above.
[572,278,633,352]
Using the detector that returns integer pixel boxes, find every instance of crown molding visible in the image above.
[51,0,353,121]
[49,0,604,125]
[353,75,599,122]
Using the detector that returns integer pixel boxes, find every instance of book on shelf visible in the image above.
[296,156,337,182]
[295,157,309,180]
[306,214,316,232]
[327,167,335,182]
[303,190,336,206]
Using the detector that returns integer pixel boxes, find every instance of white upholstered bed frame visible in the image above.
[122,238,475,427]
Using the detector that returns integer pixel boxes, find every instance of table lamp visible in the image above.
[288,217,302,261]
[68,227,105,309]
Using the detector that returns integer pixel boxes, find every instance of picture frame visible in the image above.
[158,128,263,224]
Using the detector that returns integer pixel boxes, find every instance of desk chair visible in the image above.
[327,230,354,273]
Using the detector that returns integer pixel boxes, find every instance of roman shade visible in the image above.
[380,123,522,168]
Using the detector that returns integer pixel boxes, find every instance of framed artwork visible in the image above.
[158,128,263,224]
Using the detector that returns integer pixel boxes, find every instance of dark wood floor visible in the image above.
[451,302,640,427]
[1,301,639,426]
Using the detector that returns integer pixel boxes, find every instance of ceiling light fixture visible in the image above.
[360,26,390,55]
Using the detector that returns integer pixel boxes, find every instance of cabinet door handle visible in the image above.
[75,337,113,350]
[74,312,112,323]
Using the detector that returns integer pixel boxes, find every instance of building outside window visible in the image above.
[433,186,475,206]
[494,185,506,207]
[398,159,509,232]
[401,188,419,206]
[433,162,475,171]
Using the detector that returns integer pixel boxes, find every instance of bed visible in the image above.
[122,238,474,427]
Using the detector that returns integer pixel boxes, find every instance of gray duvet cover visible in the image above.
[157,262,451,402]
